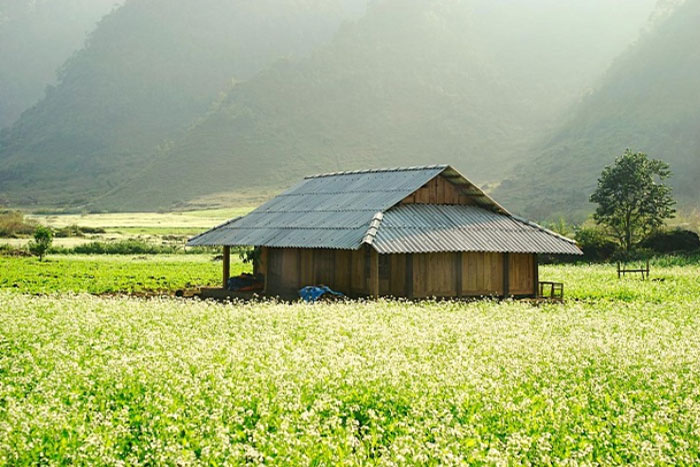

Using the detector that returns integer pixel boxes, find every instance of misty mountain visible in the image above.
[0,0,120,129]
[495,0,700,221]
[0,0,366,206]
[106,0,658,211]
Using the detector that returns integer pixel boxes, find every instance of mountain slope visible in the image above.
[106,0,658,211]
[0,0,120,129]
[495,0,700,221]
[0,0,365,206]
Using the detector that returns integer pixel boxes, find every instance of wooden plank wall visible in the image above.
[263,247,536,299]
[413,253,458,297]
[264,246,376,297]
[381,251,534,298]
[378,252,502,298]
[508,253,536,296]
[401,175,475,205]
[462,252,505,297]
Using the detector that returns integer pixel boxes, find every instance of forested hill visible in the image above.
[495,0,700,221]
[0,0,120,129]
[0,0,365,207]
[0,0,659,211]
[104,0,658,211]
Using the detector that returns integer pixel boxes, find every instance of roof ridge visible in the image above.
[361,211,384,246]
[305,164,448,179]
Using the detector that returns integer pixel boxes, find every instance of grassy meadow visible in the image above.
[0,255,237,295]
[2,210,700,463]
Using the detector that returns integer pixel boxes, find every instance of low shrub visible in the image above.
[54,224,107,238]
[575,226,618,262]
[0,210,36,237]
[52,240,181,255]
[185,245,222,255]
[641,228,700,254]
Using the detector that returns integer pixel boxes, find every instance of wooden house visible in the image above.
[188,165,582,299]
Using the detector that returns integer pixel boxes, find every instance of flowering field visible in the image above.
[2,263,700,464]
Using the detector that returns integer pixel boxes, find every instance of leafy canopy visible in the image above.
[590,150,676,253]
[28,226,54,261]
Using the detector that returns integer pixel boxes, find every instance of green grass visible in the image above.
[2,261,700,463]
[542,261,700,303]
[0,255,247,294]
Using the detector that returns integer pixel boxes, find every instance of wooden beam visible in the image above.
[297,249,302,292]
[222,246,231,289]
[455,252,463,297]
[370,249,379,299]
[503,253,510,298]
[364,247,371,292]
[261,247,269,294]
[348,250,354,295]
[405,254,414,299]
[533,254,539,298]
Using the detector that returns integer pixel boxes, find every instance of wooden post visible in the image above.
[646,259,650,280]
[405,254,414,299]
[363,246,380,298]
[348,250,354,295]
[533,254,539,298]
[455,252,463,298]
[503,253,510,298]
[261,247,269,294]
[364,247,371,292]
[370,249,380,299]
[222,245,230,289]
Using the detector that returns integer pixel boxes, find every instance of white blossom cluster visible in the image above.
[1,286,699,465]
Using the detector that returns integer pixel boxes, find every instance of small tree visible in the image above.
[590,150,676,254]
[28,226,53,261]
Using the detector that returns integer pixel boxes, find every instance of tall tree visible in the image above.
[590,150,676,253]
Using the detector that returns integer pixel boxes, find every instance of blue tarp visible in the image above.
[299,286,344,303]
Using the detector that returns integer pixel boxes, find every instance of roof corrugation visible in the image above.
[187,165,582,256]
[187,165,446,248]
[372,205,581,255]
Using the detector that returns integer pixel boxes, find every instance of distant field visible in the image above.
[0,255,246,295]
[1,237,97,248]
[0,208,255,250]
[2,264,700,464]
[29,208,252,231]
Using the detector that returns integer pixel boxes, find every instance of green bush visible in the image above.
[575,226,618,262]
[54,224,107,238]
[55,240,181,255]
[641,228,700,254]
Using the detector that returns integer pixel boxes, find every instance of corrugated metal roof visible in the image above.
[187,165,446,249]
[187,165,582,256]
[372,205,582,255]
